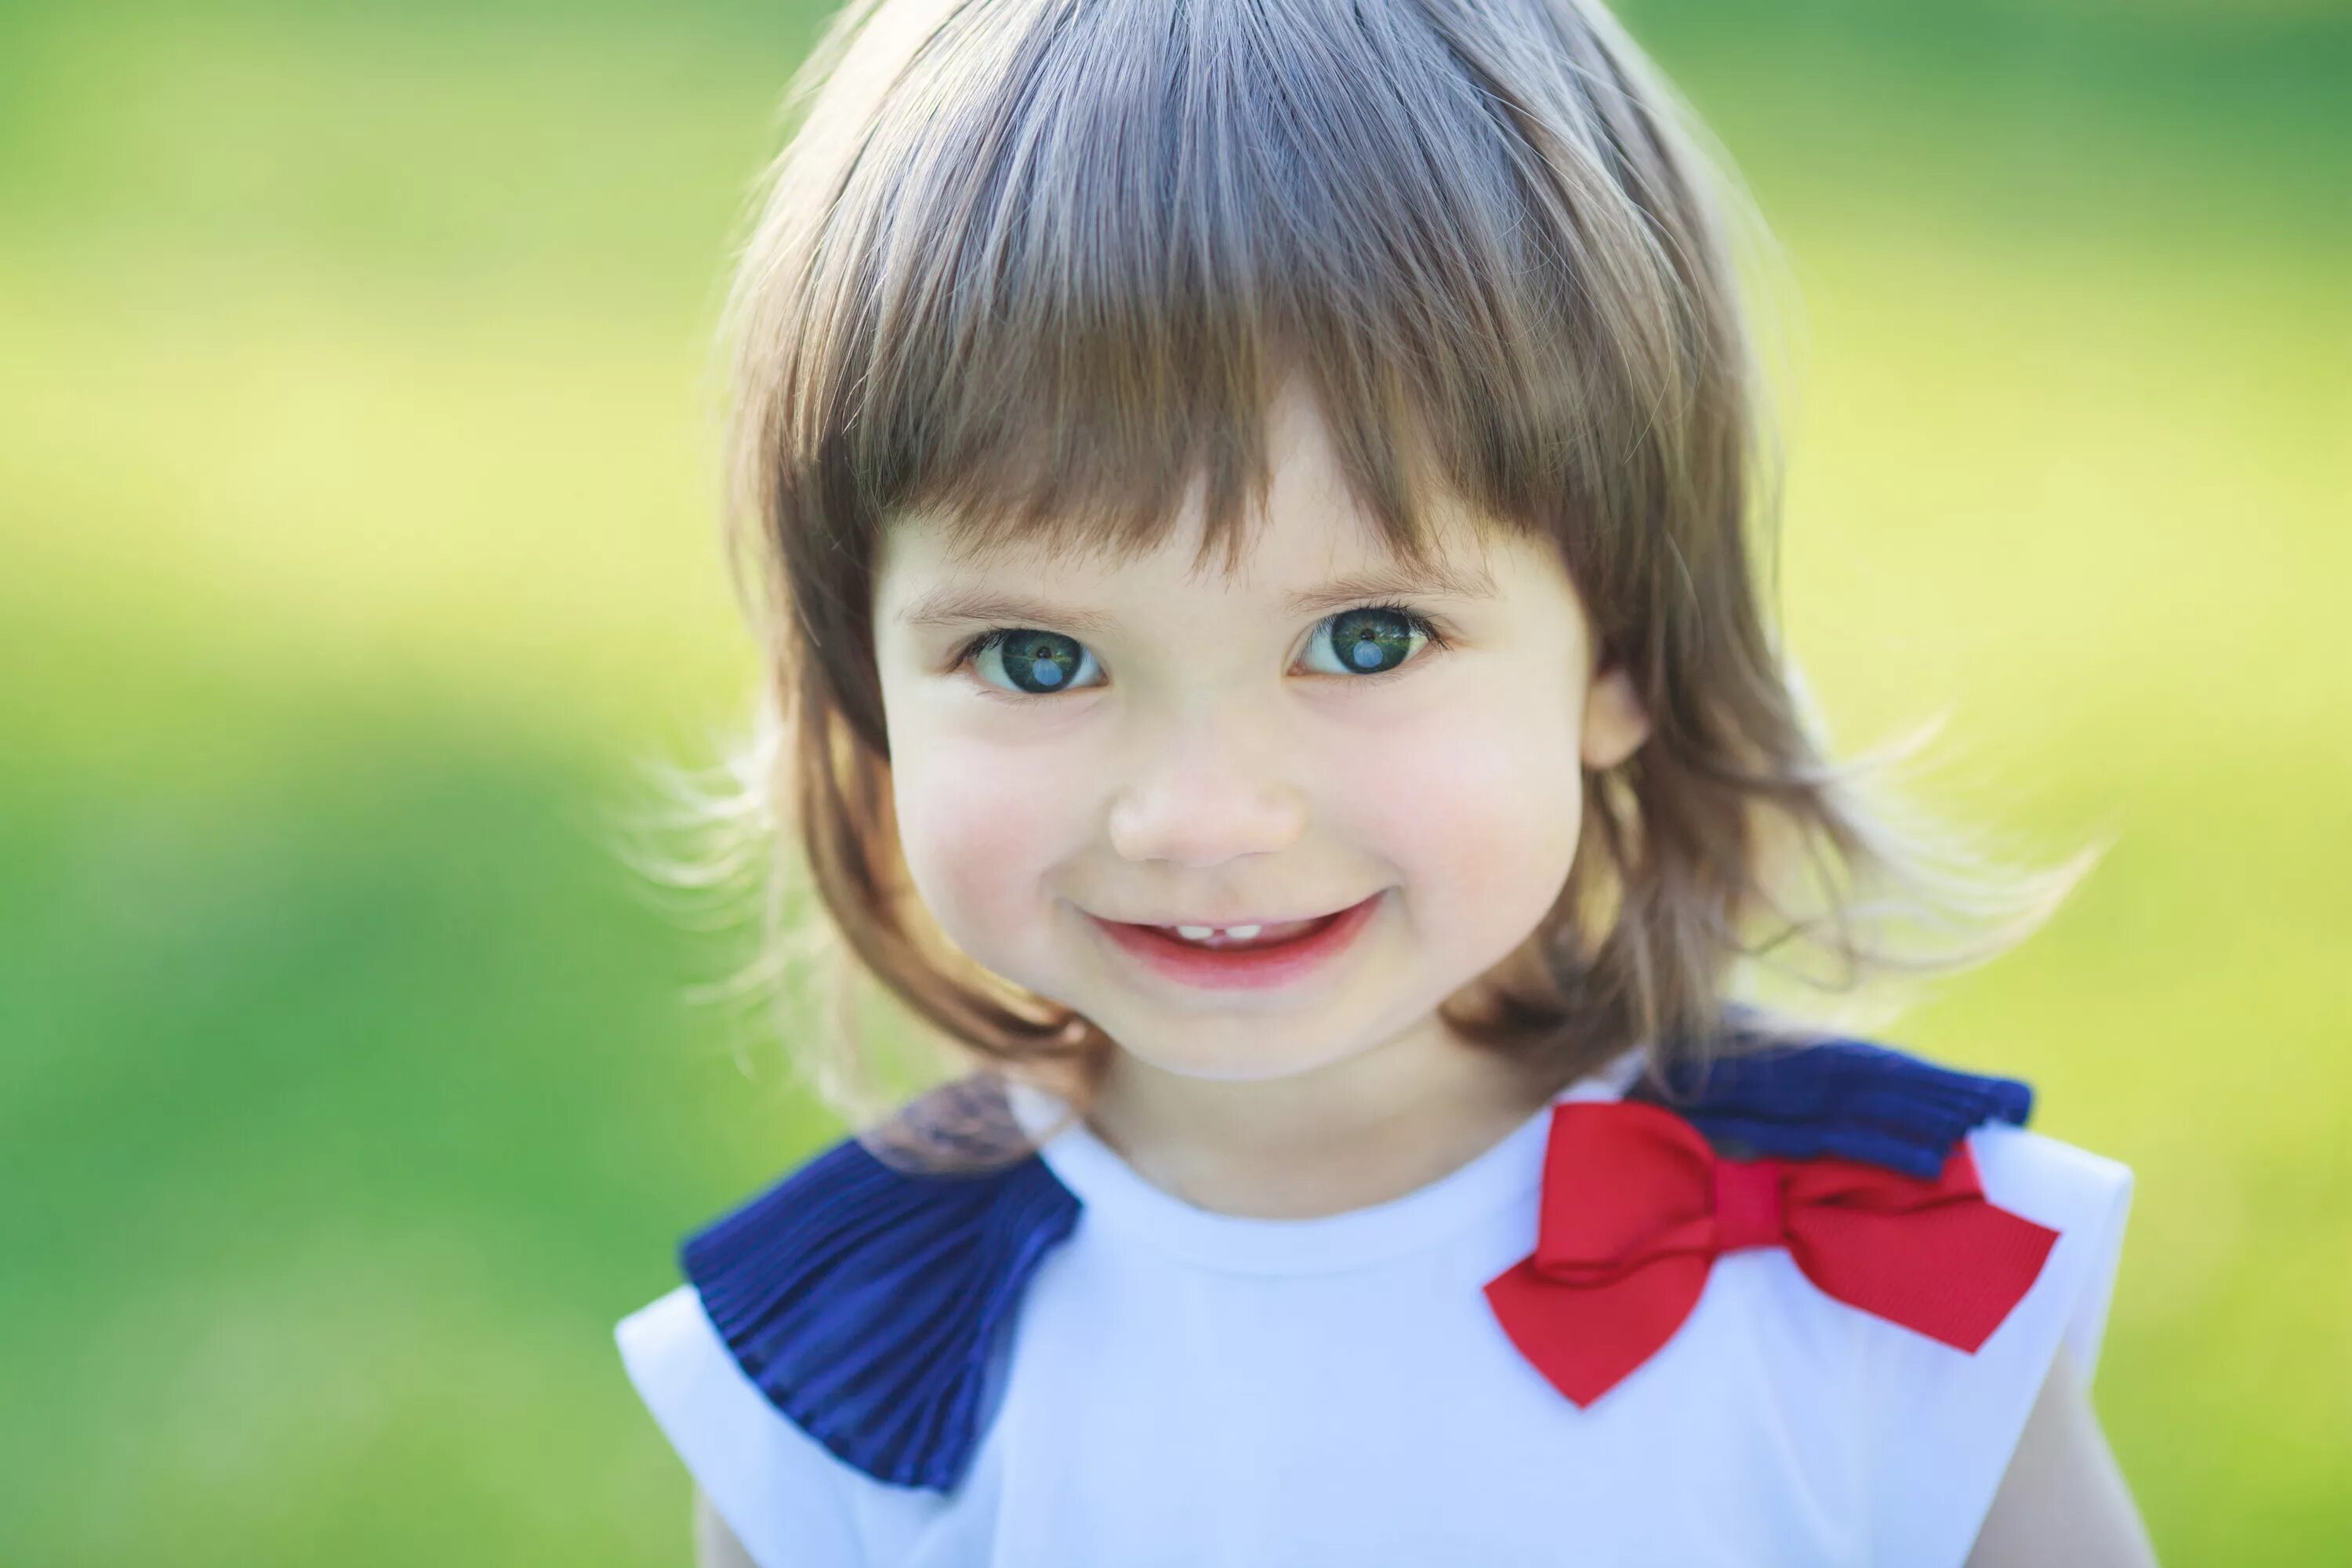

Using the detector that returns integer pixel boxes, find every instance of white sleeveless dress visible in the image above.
[615,1055,2131,1566]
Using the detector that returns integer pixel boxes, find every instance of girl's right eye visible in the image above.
[958,627,1105,699]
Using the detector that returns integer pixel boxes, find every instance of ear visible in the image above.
[1581,663,1651,772]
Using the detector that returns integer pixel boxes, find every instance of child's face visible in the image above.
[871,380,1650,1085]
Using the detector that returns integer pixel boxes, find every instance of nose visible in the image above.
[1105,715,1307,866]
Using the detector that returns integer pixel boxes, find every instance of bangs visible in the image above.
[761,0,1710,579]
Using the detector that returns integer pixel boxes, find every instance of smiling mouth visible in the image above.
[1125,913,1333,949]
[1086,891,1387,989]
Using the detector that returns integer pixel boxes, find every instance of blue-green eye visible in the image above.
[1301,604,1439,677]
[967,627,1101,696]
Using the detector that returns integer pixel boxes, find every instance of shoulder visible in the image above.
[1854,1118,2136,1566]
[680,1116,1080,1489]
[1967,1120,2133,1253]
[618,1078,1081,1513]
[1641,1028,2138,1563]
[1957,1120,2134,1385]
[1642,1020,2134,1372]
[616,1282,865,1563]
[1783,1065,2131,1564]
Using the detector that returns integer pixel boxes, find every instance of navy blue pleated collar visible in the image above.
[678,1032,2034,1493]
[1626,1035,2033,1181]
[679,1131,1076,1491]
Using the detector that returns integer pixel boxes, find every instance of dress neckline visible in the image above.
[1004,1047,1643,1275]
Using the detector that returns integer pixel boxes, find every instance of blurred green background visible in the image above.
[2,0,2344,1560]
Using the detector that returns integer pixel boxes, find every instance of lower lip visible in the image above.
[1088,891,1387,992]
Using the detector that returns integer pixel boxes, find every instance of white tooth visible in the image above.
[1223,925,1261,940]
[1174,925,1216,939]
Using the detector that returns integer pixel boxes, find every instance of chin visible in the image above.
[1105,1022,1366,1084]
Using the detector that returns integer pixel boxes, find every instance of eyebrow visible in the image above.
[894,561,1498,634]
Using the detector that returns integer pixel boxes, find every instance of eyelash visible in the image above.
[951,600,1454,701]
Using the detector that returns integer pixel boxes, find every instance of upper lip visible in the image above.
[1091,895,1371,928]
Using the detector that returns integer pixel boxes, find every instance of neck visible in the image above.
[1082,1014,1565,1219]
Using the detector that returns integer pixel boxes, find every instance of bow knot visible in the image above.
[1487,1100,2060,1407]
[1710,1157,1785,1253]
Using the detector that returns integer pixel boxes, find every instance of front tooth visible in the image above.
[1166,924,1267,944]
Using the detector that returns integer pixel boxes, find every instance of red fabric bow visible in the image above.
[1484,1101,2060,1407]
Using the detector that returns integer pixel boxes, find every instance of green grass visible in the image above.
[2,2,2345,1562]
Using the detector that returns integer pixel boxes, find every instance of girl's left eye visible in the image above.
[1299,602,1450,678]
[953,601,1450,699]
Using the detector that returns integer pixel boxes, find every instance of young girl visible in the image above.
[616,0,2155,1563]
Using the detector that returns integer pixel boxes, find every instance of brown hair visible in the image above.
[640,0,2105,1165]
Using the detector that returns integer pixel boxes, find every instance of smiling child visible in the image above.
[615,1,2154,1563]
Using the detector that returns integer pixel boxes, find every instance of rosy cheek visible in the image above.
[893,745,1066,958]
[1336,697,1583,931]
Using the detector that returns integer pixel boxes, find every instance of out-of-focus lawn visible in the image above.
[1,2,2343,1562]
